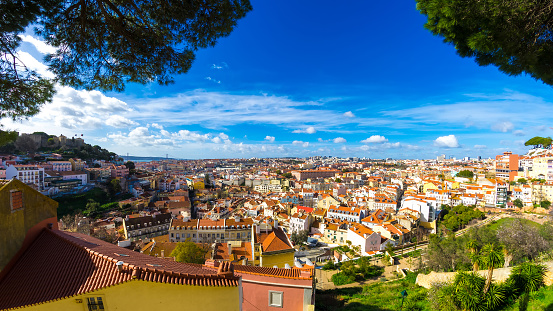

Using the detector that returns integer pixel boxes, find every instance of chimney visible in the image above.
[160,250,164,258]
[228,243,232,256]
[274,219,278,229]
[116,261,124,272]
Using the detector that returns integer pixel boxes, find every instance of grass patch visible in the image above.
[487,217,541,231]
[316,277,430,311]
[502,285,553,311]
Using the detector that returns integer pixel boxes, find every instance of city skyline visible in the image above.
[4,1,553,159]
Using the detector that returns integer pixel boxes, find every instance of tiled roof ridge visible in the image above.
[49,230,239,287]
[205,263,312,280]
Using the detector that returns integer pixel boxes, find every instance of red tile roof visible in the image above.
[0,229,238,310]
[261,228,293,253]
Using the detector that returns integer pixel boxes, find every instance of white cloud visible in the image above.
[205,77,221,84]
[361,135,388,144]
[15,51,54,78]
[344,111,355,118]
[265,136,275,143]
[293,140,309,147]
[434,135,460,148]
[211,62,228,70]
[105,115,138,128]
[19,35,57,54]
[293,126,317,134]
[150,123,164,130]
[513,130,525,136]
[474,144,487,149]
[174,130,210,142]
[333,137,346,143]
[491,121,514,132]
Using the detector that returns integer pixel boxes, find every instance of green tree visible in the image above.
[0,129,18,146]
[456,170,474,179]
[480,243,504,294]
[541,200,551,209]
[124,161,135,170]
[170,240,207,264]
[517,178,528,185]
[1,0,252,119]
[513,198,524,208]
[524,136,553,149]
[290,230,308,246]
[107,178,122,197]
[417,0,553,86]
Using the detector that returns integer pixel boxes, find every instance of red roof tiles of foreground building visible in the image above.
[0,229,238,310]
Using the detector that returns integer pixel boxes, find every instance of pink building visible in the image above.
[110,165,129,178]
[205,260,315,311]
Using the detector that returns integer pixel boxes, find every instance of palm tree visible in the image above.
[509,262,547,311]
[466,239,480,272]
[480,243,504,294]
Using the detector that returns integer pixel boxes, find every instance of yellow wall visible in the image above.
[21,280,240,311]
[422,182,439,193]
[260,251,295,268]
[0,179,58,270]
[194,181,205,190]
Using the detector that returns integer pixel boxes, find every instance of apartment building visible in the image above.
[169,217,254,244]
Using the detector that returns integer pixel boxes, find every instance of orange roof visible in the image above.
[261,229,293,253]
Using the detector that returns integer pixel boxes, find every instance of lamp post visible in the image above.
[400,290,408,310]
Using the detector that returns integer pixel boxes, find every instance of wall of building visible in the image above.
[0,180,58,270]
[240,273,313,311]
[18,280,240,311]
[260,251,295,268]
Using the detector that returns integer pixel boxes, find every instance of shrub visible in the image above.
[331,272,355,286]
[322,261,336,270]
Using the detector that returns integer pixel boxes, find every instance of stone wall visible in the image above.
[416,261,553,289]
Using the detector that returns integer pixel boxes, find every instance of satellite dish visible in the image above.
[295,261,303,268]
[305,259,314,266]
[284,263,291,269]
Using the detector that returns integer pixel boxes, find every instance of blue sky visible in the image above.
[5,1,553,159]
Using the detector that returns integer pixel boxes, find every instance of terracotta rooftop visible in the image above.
[261,228,293,253]
[0,229,238,310]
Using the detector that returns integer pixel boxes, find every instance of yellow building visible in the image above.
[253,227,295,268]
[0,179,58,270]
[193,179,205,190]
[0,229,240,311]
[317,194,340,210]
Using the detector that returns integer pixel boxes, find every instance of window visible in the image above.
[87,297,104,310]
[10,190,23,212]
[269,291,283,308]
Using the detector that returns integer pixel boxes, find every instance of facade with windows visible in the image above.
[123,213,172,241]
[169,217,254,243]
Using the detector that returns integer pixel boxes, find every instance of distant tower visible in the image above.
[166,154,168,159]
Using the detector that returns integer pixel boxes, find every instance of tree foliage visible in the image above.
[456,170,474,179]
[170,239,207,264]
[417,0,553,86]
[524,136,553,148]
[290,230,308,245]
[1,0,252,119]
[441,205,484,231]
[497,219,550,264]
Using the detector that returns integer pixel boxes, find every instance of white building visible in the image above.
[346,223,381,254]
[5,164,45,190]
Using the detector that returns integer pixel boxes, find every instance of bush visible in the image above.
[322,261,336,270]
[331,272,355,286]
